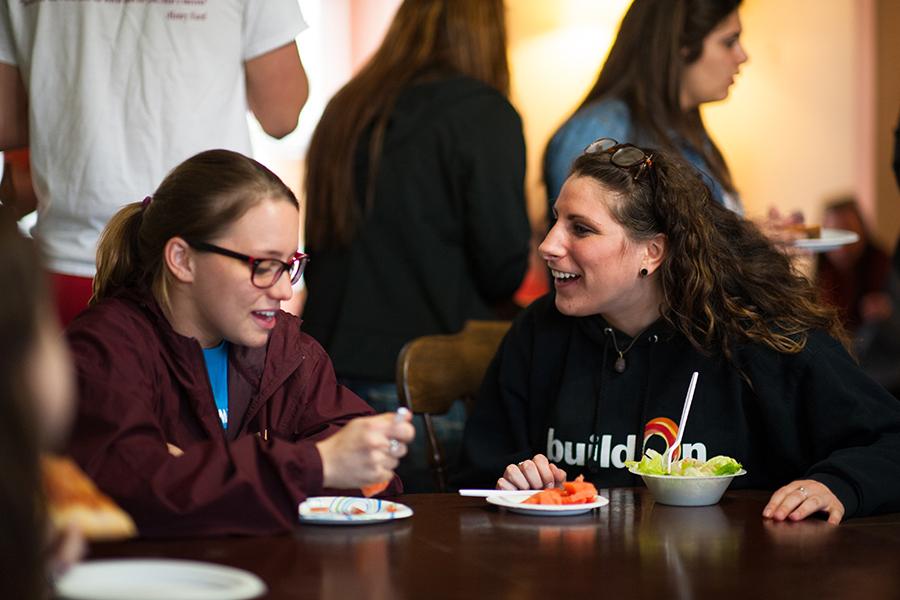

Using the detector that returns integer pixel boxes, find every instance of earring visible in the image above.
[639,268,649,277]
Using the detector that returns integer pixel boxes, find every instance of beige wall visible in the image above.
[704,0,859,221]
[348,0,401,71]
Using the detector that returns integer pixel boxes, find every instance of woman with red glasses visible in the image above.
[65,149,414,537]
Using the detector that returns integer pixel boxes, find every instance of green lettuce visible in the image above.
[626,450,742,477]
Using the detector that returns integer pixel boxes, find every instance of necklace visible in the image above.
[604,327,641,373]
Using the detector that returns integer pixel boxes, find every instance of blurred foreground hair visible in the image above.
[0,209,50,599]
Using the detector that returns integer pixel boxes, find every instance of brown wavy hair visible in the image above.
[305,0,510,250]
[551,0,741,195]
[93,149,298,310]
[0,209,50,599]
[570,146,848,361]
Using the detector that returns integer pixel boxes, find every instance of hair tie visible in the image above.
[141,195,152,210]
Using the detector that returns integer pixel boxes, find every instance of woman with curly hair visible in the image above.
[456,141,900,524]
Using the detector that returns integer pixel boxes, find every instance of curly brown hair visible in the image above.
[569,145,848,361]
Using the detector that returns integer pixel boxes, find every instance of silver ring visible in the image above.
[389,439,400,455]
[798,486,808,497]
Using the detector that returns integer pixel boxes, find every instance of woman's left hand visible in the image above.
[762,479,845,524]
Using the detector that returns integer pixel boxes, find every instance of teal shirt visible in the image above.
[202,340,230,429]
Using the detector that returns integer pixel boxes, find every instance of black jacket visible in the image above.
[303,75,530,381]
[456,294,900,519]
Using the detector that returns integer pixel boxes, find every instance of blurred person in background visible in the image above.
[0,209,80,599]
[815,197,891,341]
[856,114,900,398]
[0,1,309,326]
[302,0,531,491]
[544,0,747,214]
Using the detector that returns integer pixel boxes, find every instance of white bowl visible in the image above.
[629,467,747,506]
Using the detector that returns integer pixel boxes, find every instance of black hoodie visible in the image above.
[455,294,900,519]
[303,75,530,382]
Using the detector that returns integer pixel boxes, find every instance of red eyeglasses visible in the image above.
[187,241,309,289]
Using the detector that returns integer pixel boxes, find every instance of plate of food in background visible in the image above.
[791,227,859,253]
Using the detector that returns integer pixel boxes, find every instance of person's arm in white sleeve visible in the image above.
[245,42,309,139]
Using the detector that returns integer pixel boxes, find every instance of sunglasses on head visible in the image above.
[584,137,655,182]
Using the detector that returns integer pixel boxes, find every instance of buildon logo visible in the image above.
[546,416,707,468]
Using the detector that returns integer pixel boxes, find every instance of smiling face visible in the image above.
[539,176,665,334]
[680,10,748,110]
[173,197,299,348]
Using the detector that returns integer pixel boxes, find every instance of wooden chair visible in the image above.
[396,320,511,492]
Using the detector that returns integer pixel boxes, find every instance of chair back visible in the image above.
[396,320,511,491]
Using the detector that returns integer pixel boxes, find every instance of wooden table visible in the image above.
[90,489,900,599]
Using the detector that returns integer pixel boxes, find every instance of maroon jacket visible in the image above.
[66,288,400,537]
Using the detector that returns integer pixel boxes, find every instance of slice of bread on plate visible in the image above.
[786,223,821,238]
[42,455,137,541]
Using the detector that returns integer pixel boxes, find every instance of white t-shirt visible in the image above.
[0,1,306,276]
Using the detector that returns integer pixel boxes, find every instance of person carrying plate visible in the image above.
[455,139,900,524]
[65,150,414,536]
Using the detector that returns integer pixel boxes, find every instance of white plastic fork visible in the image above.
[665,371,699,474]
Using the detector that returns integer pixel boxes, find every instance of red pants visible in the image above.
[50,272,94,327]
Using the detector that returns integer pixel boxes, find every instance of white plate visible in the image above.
[793,228,859,252]
[486,492,609,516]
[55,559,266,600]
[298,496,413,525]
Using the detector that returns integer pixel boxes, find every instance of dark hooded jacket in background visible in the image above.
[303,74,531,382]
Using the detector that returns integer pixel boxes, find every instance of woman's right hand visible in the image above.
[497,453,567,490]
[315,411,414,490]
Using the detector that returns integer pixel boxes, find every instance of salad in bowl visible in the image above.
[627,450,746,506]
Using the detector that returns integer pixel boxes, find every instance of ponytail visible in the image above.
[92,202,147,305]
[90,149,298,310]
